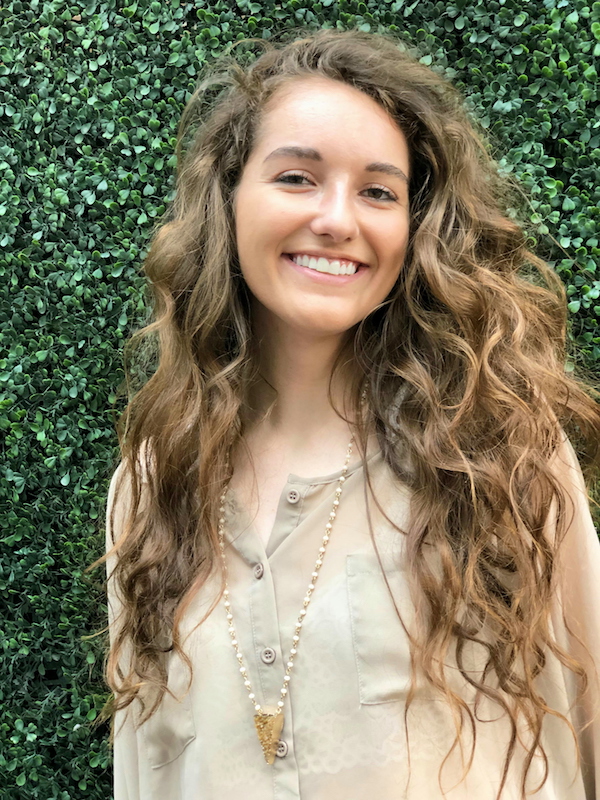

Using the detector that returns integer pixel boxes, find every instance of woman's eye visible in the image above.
[276,173,396,202]
[366,186,397,202]
[276,172,311,186]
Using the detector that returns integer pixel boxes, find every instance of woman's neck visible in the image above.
[244,315,359,449]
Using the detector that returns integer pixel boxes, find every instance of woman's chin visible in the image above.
[250,297,363,339]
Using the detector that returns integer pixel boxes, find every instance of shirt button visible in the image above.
[260,647,276,664]
[275,740,288,758]
[286,489,300,504]
[253,563,264,580]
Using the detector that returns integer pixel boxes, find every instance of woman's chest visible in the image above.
[228,470,290,549]
[227,439,370,550]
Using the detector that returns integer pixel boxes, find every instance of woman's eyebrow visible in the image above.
[263,145,409,184]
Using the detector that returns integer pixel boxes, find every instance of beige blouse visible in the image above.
[106,433,600,799]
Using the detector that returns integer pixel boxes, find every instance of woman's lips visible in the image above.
[282,253,367,284]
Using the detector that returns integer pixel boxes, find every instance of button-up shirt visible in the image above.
[106,435,600,799]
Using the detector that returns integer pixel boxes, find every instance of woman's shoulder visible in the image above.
[106,439,155,550]
[108,438,155,489]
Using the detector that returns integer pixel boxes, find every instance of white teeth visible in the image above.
[318,257,338,274]
[290,254,358,275]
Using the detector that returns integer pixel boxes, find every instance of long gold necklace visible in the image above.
[217,436,355,764]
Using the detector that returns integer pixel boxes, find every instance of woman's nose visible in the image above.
[308,185,360,242]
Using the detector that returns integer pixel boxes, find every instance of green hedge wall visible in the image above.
[1,0,598,797]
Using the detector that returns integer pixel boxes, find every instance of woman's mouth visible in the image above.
[281,253,368,284]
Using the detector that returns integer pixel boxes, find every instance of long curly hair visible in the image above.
[93,27,600,799]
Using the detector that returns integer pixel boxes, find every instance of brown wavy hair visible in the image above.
[92,27,600,799]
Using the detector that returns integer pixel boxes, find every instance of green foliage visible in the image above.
[1,0,598,797]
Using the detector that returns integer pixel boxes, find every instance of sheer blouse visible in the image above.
[106,433,600,799]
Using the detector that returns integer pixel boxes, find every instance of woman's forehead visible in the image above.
[253,79,410,166]
[263,75,384,120]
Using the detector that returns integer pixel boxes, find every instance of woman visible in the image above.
[100,28,600,800]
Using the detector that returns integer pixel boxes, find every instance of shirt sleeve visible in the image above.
[549,434,600,800]
[106,461,141,800]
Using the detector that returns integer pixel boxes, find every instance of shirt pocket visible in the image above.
[139,650,197,769]
[346,552,415,705]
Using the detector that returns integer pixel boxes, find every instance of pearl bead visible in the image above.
[255,704,261,711]
[248,693,255,700]
[284,675,291,682]
[299,609,306,617]
[316,559,322,567]
[281,688,287,695]
[244,680,251,688]
[240,667,246,674]
[292,635,299,643]
[226,613,233,621]
[312,572,318,579]
[325,523,332,531]
[339,476,345,482]
[319,547,326,554]
[308,584,315,590]
[287,661,294,668]
[290,648,296,655]
[277,701,284,708]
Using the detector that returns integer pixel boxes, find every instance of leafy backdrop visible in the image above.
[1,0,598,797]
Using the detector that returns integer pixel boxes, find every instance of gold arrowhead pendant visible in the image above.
[254,708,284,765]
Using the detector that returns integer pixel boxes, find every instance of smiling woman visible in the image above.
[233,76,411,337]
[95,28,600,800]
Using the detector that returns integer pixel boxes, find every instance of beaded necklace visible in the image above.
[217,436,355,763]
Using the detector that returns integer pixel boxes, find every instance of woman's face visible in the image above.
[233,76,411,339]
